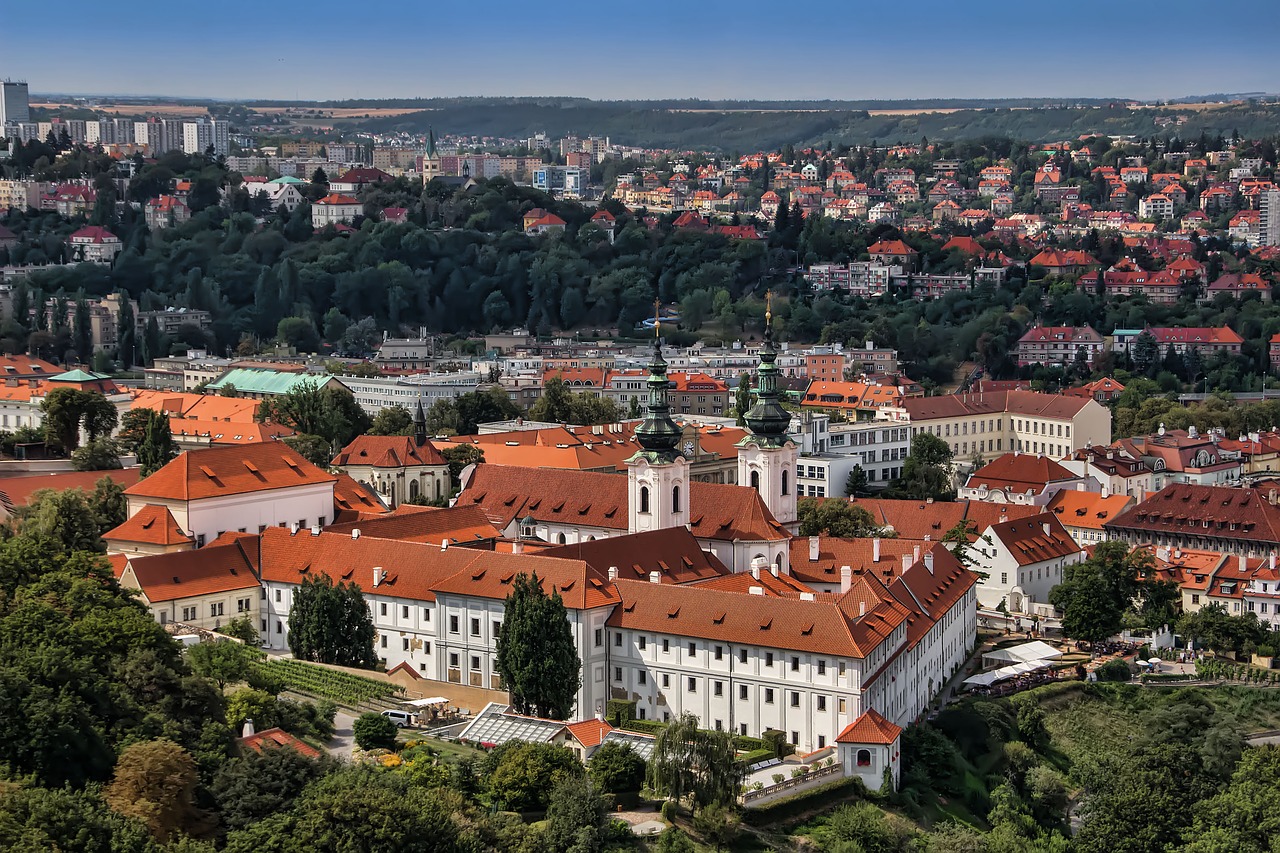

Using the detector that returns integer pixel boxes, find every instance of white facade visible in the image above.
[628,455,690,534]
[338,373,483,416]
[738,442,799,526]
[126,483,335,548]
[973,519,1084,612]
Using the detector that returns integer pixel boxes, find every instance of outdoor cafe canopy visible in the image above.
[963,659,1053,688]
[402,696,450,707]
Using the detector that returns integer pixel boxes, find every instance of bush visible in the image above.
[692,803,740,847]
[739,748,775,767]
[588,741,646,793]
[353,712,397,751]
[762,728,794,758]
[660,799,677,822]
[741,775,867,827]
[621,718,668,736]
[605,698,636,727]
[1095,658,1132,682]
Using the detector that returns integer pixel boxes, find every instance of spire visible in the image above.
[632,301,681,461]
[741,291,791,447]
[414,398,427,447]
[426,127,437,159]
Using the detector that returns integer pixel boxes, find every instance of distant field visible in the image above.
[32,102,424,120]
[253,106,424,118]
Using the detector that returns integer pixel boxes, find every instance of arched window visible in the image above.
[782,470,789,496]
[557,532,567,544]
[750,471,760,491]
[672,485,681,512]
[856,749,872,767]
[640,486,650,513]
[409,480,420,500]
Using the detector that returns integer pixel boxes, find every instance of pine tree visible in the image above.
[495,572,581,719]
[72,293,92,365]
[136,410,176,477]
[117,294,136,368]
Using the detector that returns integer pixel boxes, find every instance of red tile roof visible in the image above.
[903,390,1093,421]
[563,719,614,749]
[540,526,729,584]
[836,709,902,744]
[332,473,388,518]
[1045,490,1135,531]
[126,443,337,502]
[990,514,1079,567]
[125,541,259,603]
[0,468,143,516]
[104,504,193,546]
[326,503,501,546]
[238,727,322,759]
[331,435,446,469]
[847,497,1039,541]
[965,453,1078,494]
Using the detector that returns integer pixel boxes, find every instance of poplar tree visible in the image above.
[495,572,581,719]
[288,575,377,669]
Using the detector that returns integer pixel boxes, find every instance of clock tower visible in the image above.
[737,294,799,527]
[628,321,690,534]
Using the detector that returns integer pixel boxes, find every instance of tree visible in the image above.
[117,296,136,369]
[211,743,330,834]
[487,741,584,811]
[588,741,646,793]
[90,475,128,534]
[71,437,123,471]
[797,498,888,538]
[282,433,334,468]
[734,374,751,427]
[41,387,119,452]
[1181,744,1280,852]
[1050,561,1124,644]
[352,712,398,751]
[1132,330,1159,377]
[287,574,377,669]
[220,615,260,645]
[647,713,741,810]
[17,487,107,552]
[441,444,484,492]
[494,572,581,719]
[530,376,621,425]
[135,409,177,476]
[544,772,608,853]
[0,786,159,853]
[369,405,413,436]
[887,432,954,501]
[257,381,371,447]
[185,639,251,690]
[276,317,321,353]
[73,293,92,364]
[142,316,164,366]
[102,739,207,842]
[845,464,869,497]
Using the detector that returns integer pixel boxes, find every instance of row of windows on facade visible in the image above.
[174,597,252,622]
[196,518,326,548]
[912,420,1074,439]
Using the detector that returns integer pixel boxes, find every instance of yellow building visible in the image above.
[116,537,259,630]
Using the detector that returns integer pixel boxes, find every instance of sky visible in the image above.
[5,1,1280,103]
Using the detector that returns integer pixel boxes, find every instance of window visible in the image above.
[765,652,774,667]
[781,469,789,495]
[594,628,603,647]
[639,486,650,513]
[662,639,669,653]
[210,602,224,617]
[750,470,760,490]
[662,674,670,688]
[817,696,827,711]
[1192,594,1200,604]
[470,618,480,636]
[790,656,799,672]
[818,735,826,748]
[236,597,250,613]
[424,642,431,654]
[740,723,748,736]
[739,685,748,700]
[639,636,647,650]
[196,534,206,547]
[687,642,696,657]
[790,691,800,707]
[738,648,747,664]
[423,608,431,622]
[470,656,480,671]
[614,667,622,682]
[380,603,387,616]
[790,731,799,745]
[817,660,826,676]
[614,632,622,647]
[275,620,282,634]
[493,620,500,637]
[402,606,409,619]
[764,688,774,704]
[449,615,459,634]
[856,749,872,767]
[638,671,647,685]
[713,680,723,696]
[687,677,697,693]
[714,645,723,661]
[672,485,681,513]
[380,636,388,649]
[402,638,409,651]
[1001,573,1008,585]
[181,606,196,621]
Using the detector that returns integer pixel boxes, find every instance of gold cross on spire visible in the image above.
[765,289,772,324]
[654,299,661,338]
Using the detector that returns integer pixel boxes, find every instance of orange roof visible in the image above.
[540,526,729,584]
[331,435,446,469]
[0,355,60,378]
[104,504,193,546]
[847,497,1039,541]
[332,472,388,518]
[126,443,336,502]
[430,551,620,610]
[0,468,143,516]
[836,709,902,744]
[131,390,262,423]
[316,193,361,205]
[168,420,295,445]
[965,453,1078,494]
[238,727,322,759]
[124,541,259,603]
[563,719,614,749]
[326,503,501,545]
[867,239,916,255]
[990,514,1079,566]
[1045,490,1135,531]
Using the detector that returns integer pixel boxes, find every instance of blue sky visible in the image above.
[5,1,1280,102]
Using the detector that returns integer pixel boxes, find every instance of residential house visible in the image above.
[1044,490,1135,547]
[66,226,121,264]
[1015,326,1105,368]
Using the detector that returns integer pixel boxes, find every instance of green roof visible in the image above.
[270,176,306,184]
[50,369,109,382]
[206,368,339,396]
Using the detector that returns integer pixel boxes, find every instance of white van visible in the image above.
[382,709,415,728]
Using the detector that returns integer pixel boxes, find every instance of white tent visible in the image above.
[963,659,1053,687]
[403,696,450,707]
[981,641,1062,668]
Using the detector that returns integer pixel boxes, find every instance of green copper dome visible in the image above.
[741,306,791,448]
[632,336,682,462]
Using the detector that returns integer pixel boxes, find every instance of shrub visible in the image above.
[660,799,677,823]
[762,728,794,758]
[741,775,867,827]
[621,718,668,736]
[1095,658,1132,682]
[353,712,397,751]
[605,698,637,727]
[692,803,740,847]
[739,748,774,767]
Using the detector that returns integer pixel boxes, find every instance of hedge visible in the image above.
[741,774,868,826]
[620,719,668,736]
[739,748,775,767]
[1140,673,1194,683]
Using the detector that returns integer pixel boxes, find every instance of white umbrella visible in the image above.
[1147,658,1161,665]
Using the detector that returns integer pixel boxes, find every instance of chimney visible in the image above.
[608,566,618,581]
[1076,482,1085,491]
[1271,553,1277,571]
[901,553,911,572]
[649,571,661,584]
[800,592,815,601]
[512,540,523,555]
[749,586,764,595]
[913,545,921,562]
[373,567,385,587]
[1100,484,1109,498]
[751,564,761,580]
[310,525,320,536]
[873,538,881,562]
[241,719,255,738]
[809,536,820,562]
[1042,522,1051,535]
[351,528,361,540]
[770,562,780,578]
[441,539,449,551]
[290,523,299,535]
[858,601,865,617]
[1238,553,1247,572]
[924,551,935,574]
[840,564,852,594]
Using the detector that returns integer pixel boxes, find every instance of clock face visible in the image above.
[682,439,695,456]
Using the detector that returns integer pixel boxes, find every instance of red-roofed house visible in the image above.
[238,726,322,759]
[312,194,363,227]
[868,239,918,270]
[67,226,122,264]
[331,432,449,508]
[144,195,191,231]
[959,453,1091,505]
[118,538,260,629]
[525,213,567,236]
[837,709,902,790]
[978,512,1082,611]
[1027,249,1098,275]
[123,443,338,547]
[103,503,196,556]
[1015,326,1104,367]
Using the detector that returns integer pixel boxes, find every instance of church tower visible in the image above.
[628,320,690,534]
[737,294,799,527]
[421,127,441,184]
[414,399,427,447]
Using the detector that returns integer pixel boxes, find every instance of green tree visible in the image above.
[368,405,413,436]
[887,432,954,501]
[257,381,371,447]
[1132,330,1159,377]
[588,741,646,793]
[282,434,334,468]
[797,497,889,537]
[287,574,377,669]
[135,409,177,477]
[0,786,159,853]
[440,444,484,492]
[73,293,93,364]
[117,295,137,369]
[41,387,119,452]
[211,743,331,834]
[185,639,251,690]
[352,712,398,751]
[16,487,107,552]
[71,437,123,471]
[494,572,581,719]
[734,374,751,426]
[844,464,869,497]
[646,713,742,810]
[276,317,321,353]
[102,739,208,843]
[529,376,620,425]
[544,772,608,853]
[487,741,584,811]
[1182,744,1280,852]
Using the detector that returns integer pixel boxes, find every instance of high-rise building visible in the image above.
[1260,189,1280,247]
[0,81,30,126]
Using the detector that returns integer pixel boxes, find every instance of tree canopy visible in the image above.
[494,572,581,720]
[286,574,378,669]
